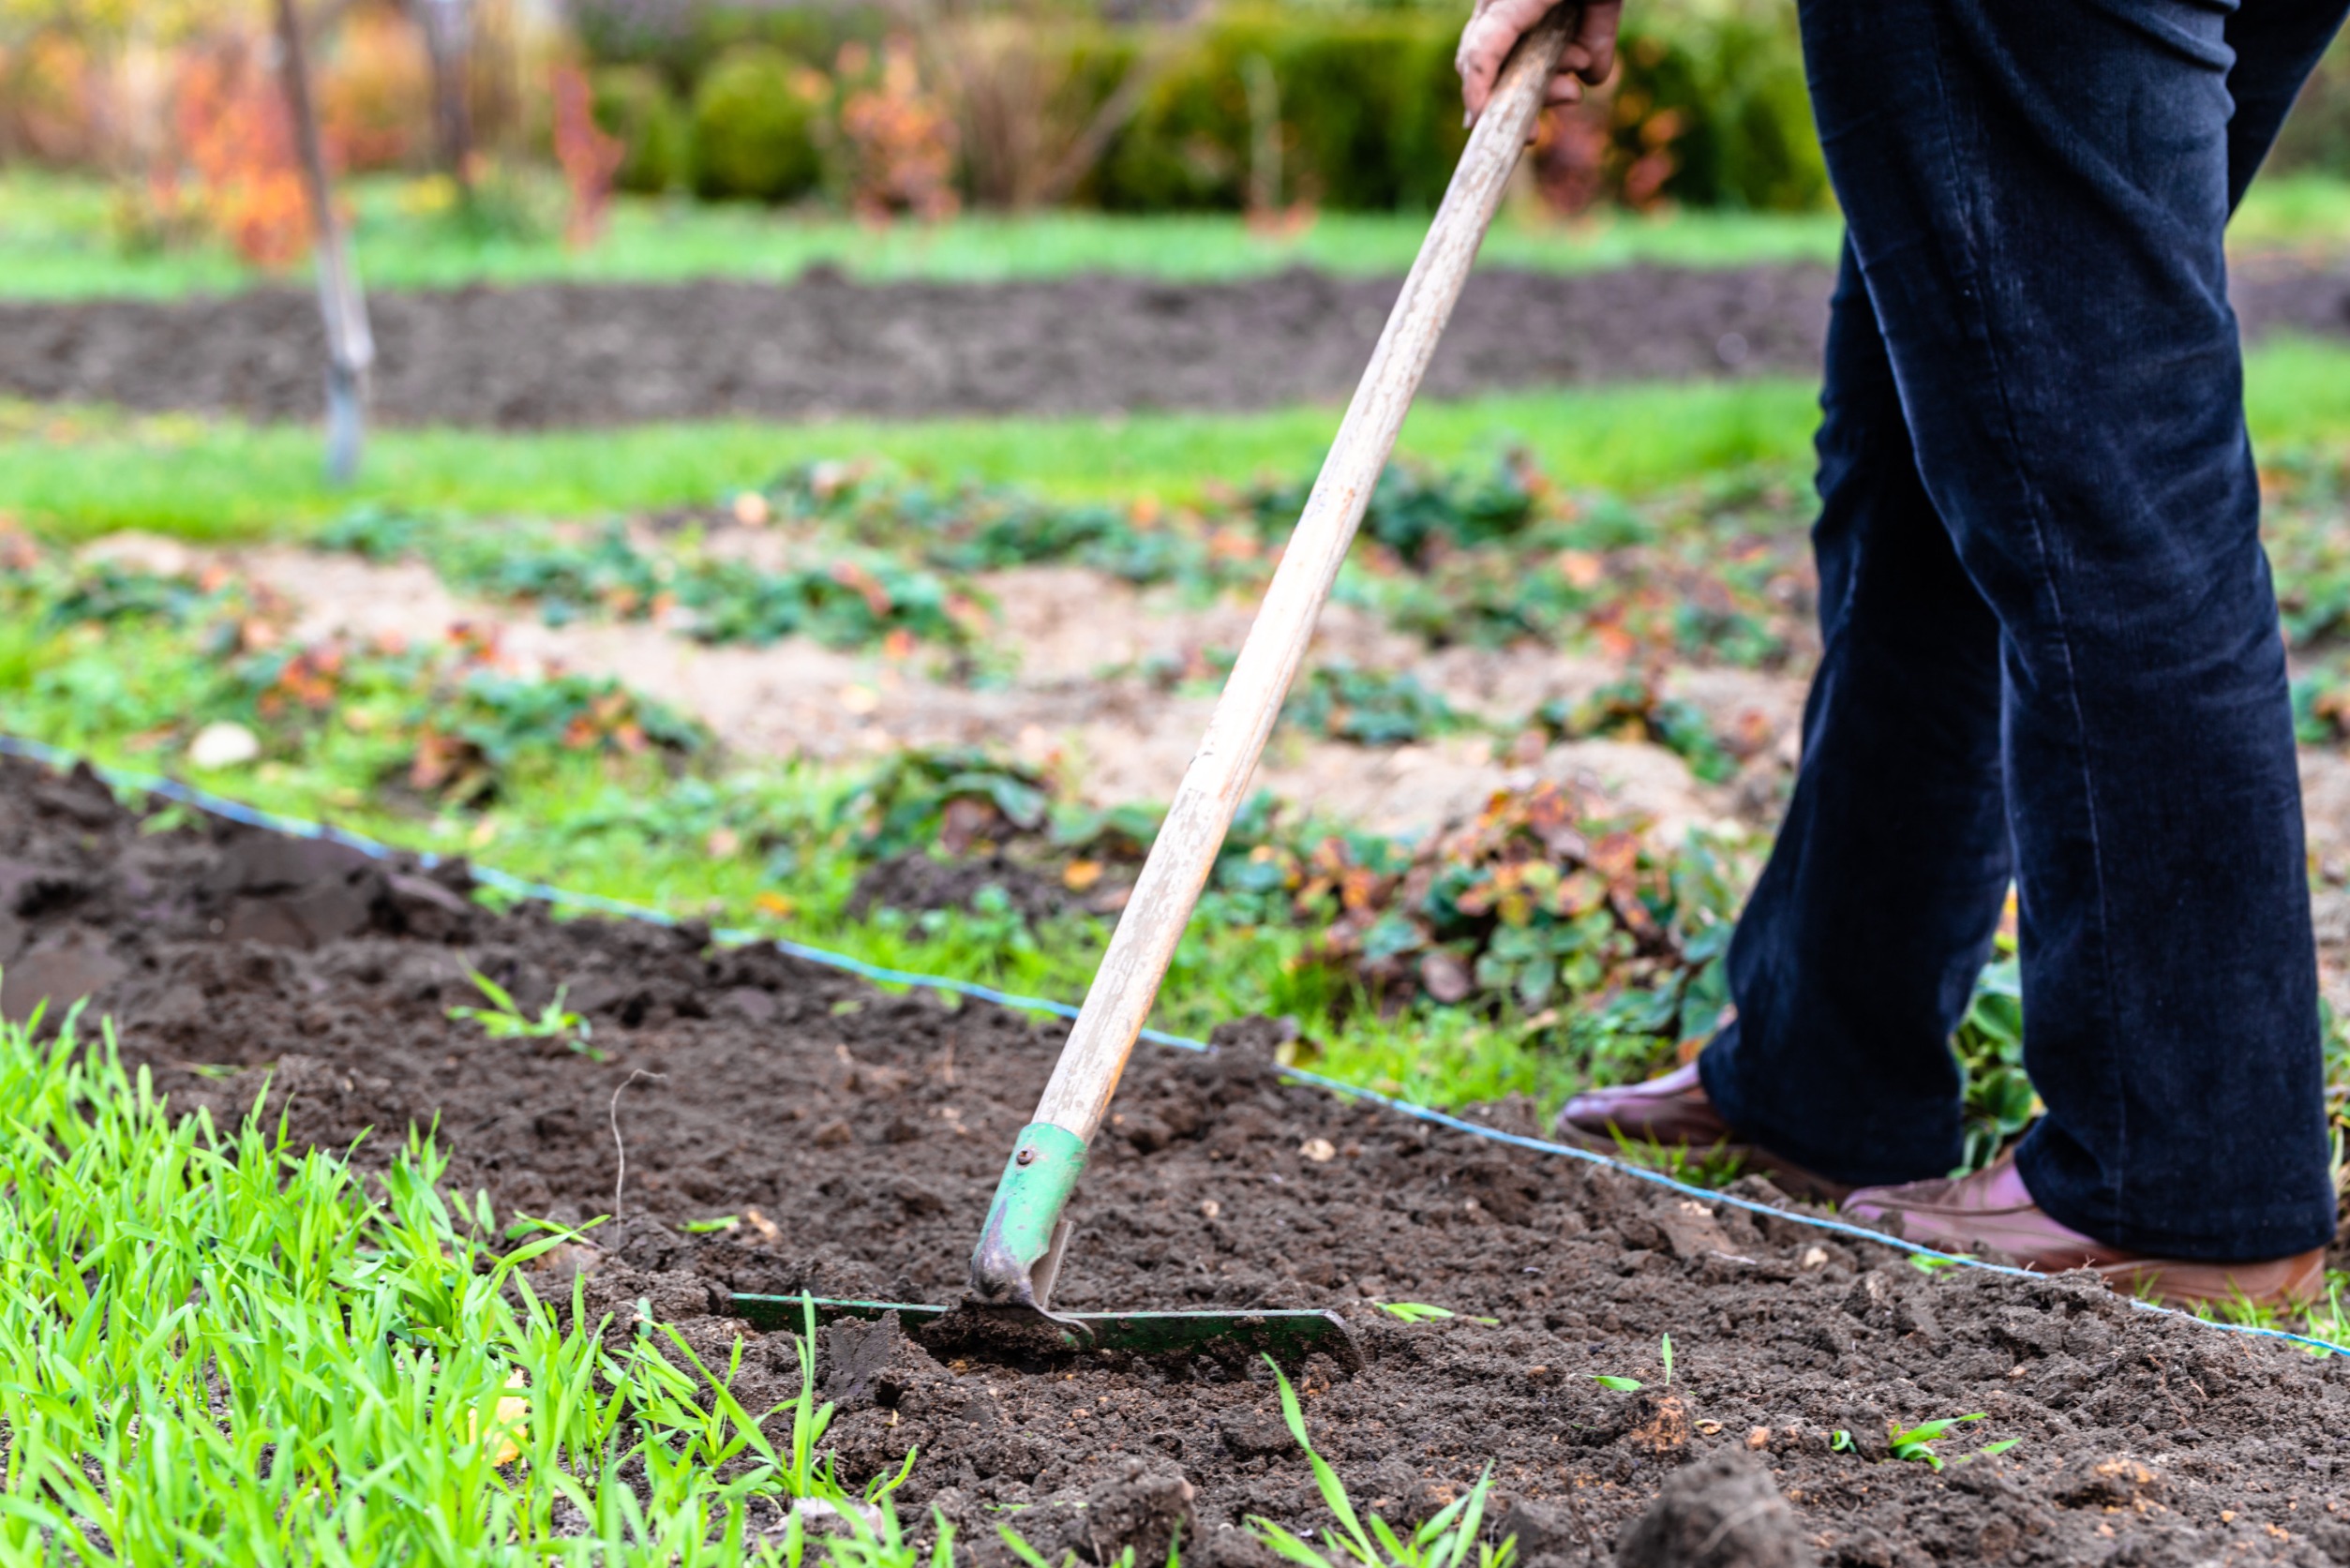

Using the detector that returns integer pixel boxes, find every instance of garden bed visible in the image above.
[4,752,2346,1567]
[0,263,1832,426]
[4,260,2345,427]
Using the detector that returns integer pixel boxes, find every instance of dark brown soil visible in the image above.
[3,750,2347,1568]
[847,850,1084,925]
[0,264,1830,426]
[5,261,2342,429]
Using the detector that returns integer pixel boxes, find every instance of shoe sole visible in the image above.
[2089,1250,2328,1314]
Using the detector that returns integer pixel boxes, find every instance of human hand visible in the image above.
[1456,0,1623,122]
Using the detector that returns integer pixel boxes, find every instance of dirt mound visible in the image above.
[0,265,1832,426]
[4,261,2341,428]
[0,750,2343,1565]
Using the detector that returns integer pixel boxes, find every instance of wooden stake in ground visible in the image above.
[272,0,376,484]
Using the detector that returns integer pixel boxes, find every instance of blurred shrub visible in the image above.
[577,1,1827,213]
[171,43,310,268]
[2272,32,2350,177]
[591,64,687,193]
[1093,5,1822,214]
[833,37,961,218]
[933,19,1143,209]
[575,0,877,91]
[1099,11,1464,212]
[689,43,824,202]
[317,1,434,172]
[0,32,103,166]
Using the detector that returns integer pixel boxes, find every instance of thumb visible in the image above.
[1456,0,1567,120]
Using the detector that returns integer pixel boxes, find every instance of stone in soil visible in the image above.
[0,751,2343,1566]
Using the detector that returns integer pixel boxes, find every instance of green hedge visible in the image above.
[688,44,824,203]
[571,2,2350,210]
[1097,12,1467,212]
[2273,32,2350,176]
[584,2,1831,213]
[1096,7,1823,213]
[590,66,688,195]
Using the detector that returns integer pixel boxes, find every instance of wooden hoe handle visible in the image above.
[970,6,1579,1311]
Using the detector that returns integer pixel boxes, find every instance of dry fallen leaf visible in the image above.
[1557,549,1606,589]
[468,1368,529,1466]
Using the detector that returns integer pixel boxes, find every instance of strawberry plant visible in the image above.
[1534,675,1740,784]
[1283,663,1465,746]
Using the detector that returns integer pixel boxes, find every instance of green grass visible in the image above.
[0,379,1823,542]
[1,172,1850,300]
[11,172,2344,301]
[0,1007,935,1562]
[9,335,2349,543]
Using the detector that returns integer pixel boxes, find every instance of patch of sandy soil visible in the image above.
[79,530,2350,1005]
[180,540,1795,845]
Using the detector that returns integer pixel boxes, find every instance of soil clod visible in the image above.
[1612,1450,1809,1568]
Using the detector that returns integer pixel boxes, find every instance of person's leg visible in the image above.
[1798,0,2337,1261]
[1689,241,2012,1190]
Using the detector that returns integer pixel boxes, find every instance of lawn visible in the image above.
[6,170,2347,300]
[7,335,2350,540]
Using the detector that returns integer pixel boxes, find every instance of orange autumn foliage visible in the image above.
[836,37,959,222]
[171,40,311,269]
[548,63,622,246]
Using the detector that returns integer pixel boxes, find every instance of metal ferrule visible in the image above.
[967,1122,1086,1306]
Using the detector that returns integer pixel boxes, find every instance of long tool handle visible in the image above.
[970,7,1577,1309]
[1039,11,1575,1136]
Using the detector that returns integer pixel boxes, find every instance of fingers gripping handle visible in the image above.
[965,8,1578,1307]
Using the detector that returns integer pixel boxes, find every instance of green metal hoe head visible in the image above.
[729,1121,1359,1368]
[725,1292,1358,1366]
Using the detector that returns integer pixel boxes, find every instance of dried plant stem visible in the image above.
[609,1068,666,1219]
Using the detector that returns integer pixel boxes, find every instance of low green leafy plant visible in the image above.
[837,748,1054,859]
[1534,677,1739,784]
[1376,1302,1498,1326]
[322,506,978,653]
[1250,456,1540,568]
[1591,1332,1671,1392]
[447,968,591,1044]
[1887,1414,1988,1471]
[1247,1356,1515,1568]
[1283,664,1466,747]
[1953,955,2033,1172]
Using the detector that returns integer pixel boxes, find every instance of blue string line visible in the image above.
[4,730,2343,1358]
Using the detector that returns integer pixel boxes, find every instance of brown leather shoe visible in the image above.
[1844,1157,2327,1312]
[1554,1062,1855,1202]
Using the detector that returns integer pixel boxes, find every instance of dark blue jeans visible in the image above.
[1699,0,2346,1260]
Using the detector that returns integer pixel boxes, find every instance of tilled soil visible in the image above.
[3,752,2348,1568]
[0,258,2340,427]
[0,264,1834,426]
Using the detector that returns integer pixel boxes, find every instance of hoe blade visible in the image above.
[727,1293,1356,1366]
